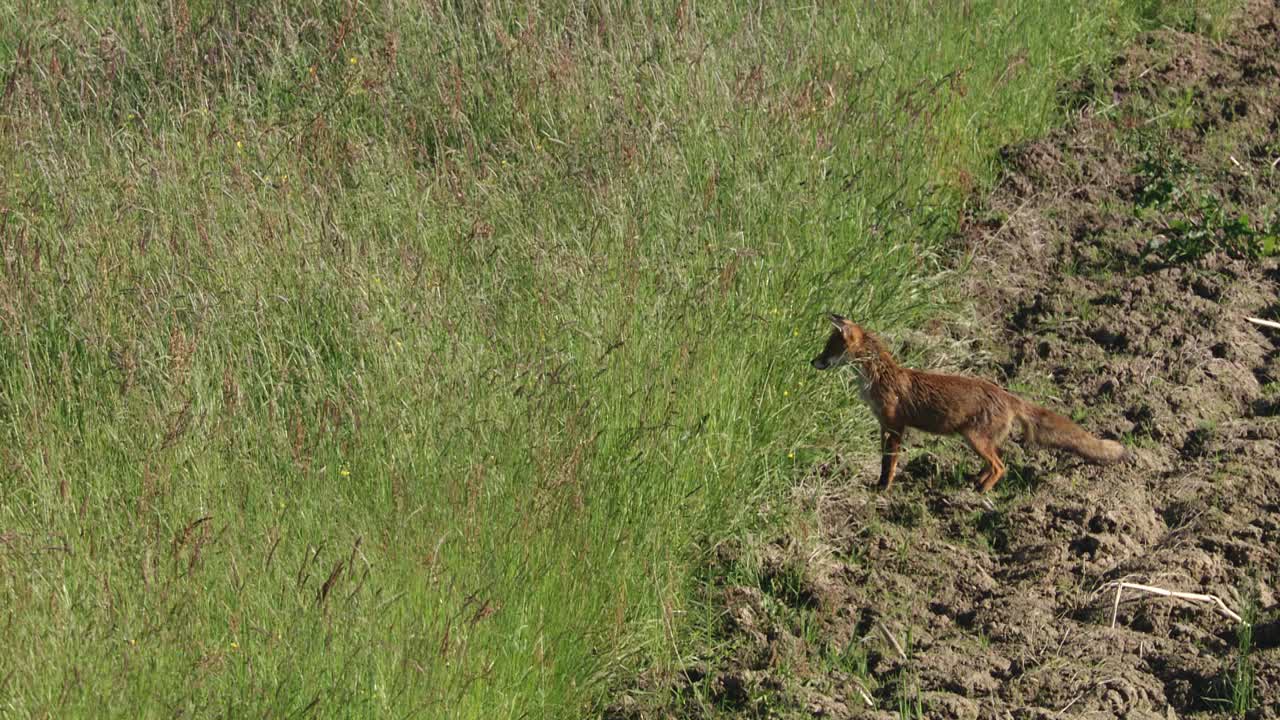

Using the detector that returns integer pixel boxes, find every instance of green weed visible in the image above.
[1152,199,1280,262]
[1133,139,1280,262]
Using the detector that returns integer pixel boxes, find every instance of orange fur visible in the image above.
[812,315,1129,492]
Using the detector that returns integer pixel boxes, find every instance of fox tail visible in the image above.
[1015,401,1130,464]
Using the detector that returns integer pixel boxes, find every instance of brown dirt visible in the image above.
[613,3,1280,718]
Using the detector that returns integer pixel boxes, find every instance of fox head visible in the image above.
[810,314,867,370]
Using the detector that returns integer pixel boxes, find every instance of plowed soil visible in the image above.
[613,3,1280,718]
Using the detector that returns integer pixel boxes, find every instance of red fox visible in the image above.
[811,315,1130,492]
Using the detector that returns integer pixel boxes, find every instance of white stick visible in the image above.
[1247,316,1280,330]
[1107,581,1245,626]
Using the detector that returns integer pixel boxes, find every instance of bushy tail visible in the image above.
[1016,401,1130,464]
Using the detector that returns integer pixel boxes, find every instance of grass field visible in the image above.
[0,1,1230,717]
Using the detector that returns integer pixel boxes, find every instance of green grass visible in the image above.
[0,1,1232,717]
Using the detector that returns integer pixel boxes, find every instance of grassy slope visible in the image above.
[0,1,1228,717]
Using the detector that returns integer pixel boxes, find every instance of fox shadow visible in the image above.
[899,451,1044,496]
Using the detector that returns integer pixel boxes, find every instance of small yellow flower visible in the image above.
[340,468,351,477]
[129,638,137,646]
[230,642,239,650]
[236,141,243,150]
[788,452,795,459]
[792,329,799,336]
[783,390,789,397]
[349,56,357,65]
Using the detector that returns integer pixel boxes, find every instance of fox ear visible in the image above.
[827,313,847,329]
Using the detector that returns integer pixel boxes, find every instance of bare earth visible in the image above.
[615,3,1280,718]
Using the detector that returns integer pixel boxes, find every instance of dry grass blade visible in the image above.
[852,678,876,708]
[877,622,907,661]
[317,559,344,607]
[1107,581,1245,628]
[1246,316,1280,330]
[1057,678,1118,716]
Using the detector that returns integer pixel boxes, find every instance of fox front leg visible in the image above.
[879,425,904,491]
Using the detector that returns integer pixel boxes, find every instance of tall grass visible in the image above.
[0,1,1227,717]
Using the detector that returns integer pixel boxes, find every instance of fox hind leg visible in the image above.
[879,425,904,491]
[963,431,1006,492]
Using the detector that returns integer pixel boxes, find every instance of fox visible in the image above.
[811,314,1130,492]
